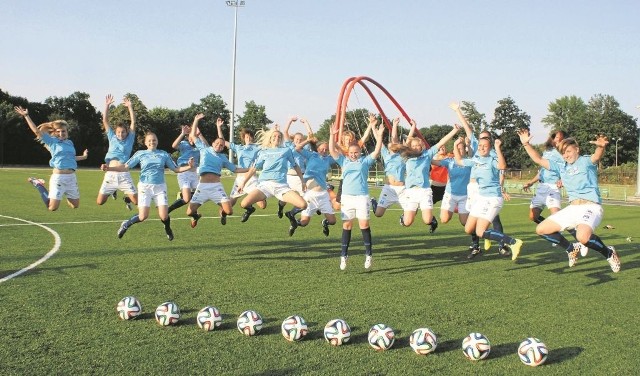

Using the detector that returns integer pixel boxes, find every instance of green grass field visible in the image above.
[1,168,638,375]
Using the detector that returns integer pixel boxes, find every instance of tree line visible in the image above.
[0,88,637,170]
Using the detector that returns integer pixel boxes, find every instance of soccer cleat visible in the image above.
[220,212,227,225]
[568,244,580,268]
[429,218,438,234]
[322,219,330,237]
[277,202,285,219]
[364,255,372,270]
[467,247,481,259]
[510,239,523,260]
[27,177,45,187]
[117,221,128,239]
[111,191,118,200]
[285,211,298,236]
[123,197,132,210]
[316,209,322,216]
[165,225,174,241]
[484,239,492,251]
[499,246,511,257]
[399,214,405,226]
[606,246,620,273]
[190,213,202,228]
[241,206,256,223]
[371,197,378,213]
[579,243,589,257]
[340,256,347,270]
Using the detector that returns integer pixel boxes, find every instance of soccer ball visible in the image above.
[518,337,548,367]
[281,315,309,342]
[409,327,438,355]
[155,301,181,326]
[116,296,142,320]
[237,310,263,336]
[324,319,351,346]
[196,306,222,331]
[462,332,491,360]
[367,324,395,351]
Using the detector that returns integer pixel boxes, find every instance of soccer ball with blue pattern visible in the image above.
[409,327,438,355]
[367,324,395,351]
[462,332,491,360]
[155,301,180,326]
[196,306,222,331]
[116,296,142,320]
[281,315,308,342]
[324,319,351,346]
[518,337,548,366]
[237,310,263,336]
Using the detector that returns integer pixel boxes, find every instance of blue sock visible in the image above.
[540,232,572,250]
[586,234,611,258]
[361,227,372,256]
[341,229,351,257]
[482,229,515,245]
[33,184,49,208]
[125,215,141,228]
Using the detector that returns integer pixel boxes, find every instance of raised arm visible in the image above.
[103,94,114,132]
[433,125,461,150]
[589,135,608,164]
[189,113,206,145]
[75,149,89,161]
[215,117,230,147]
[300,118,314,139]
[449,102,473,140]
[390,117,400,144]
[495,139,506,170]
[518,129,550,170]
[14,106,41,138]
[328,128,341,160]
[368,121,386,160]
[405,119,417,145]
[283,116,298,142]
[172,125,190,150]
[123,96,136,132]
[359,114,376,145]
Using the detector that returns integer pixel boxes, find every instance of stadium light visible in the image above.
[226,0,246,160]
[636,106,640,196]
[614,137,622,167]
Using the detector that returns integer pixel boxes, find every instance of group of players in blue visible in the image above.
[14,96,620,273]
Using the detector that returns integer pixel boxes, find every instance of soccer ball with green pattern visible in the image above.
[116,296,142,320]
[237,310,263,336]
[281,315,308,342]
[155,301,180,326]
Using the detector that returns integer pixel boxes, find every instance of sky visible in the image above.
[3,0,639,143]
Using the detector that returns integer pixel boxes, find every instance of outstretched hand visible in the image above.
[14,106,28,117]
[589,134,609,148]
[517,129,532,145]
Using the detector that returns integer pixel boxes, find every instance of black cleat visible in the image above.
[165,226,174,241]
[429,218,438,234]
[467,247,481,259]
[220,212,227,225]
[111,191,118,200]
[322,219,330,236]
[117,221,128,239]
[277,202,285,218]
[241,206,256,223]
[285,211,299,236]
[371,197,378,213]
[499,245,511,257]
[190,213,202,228]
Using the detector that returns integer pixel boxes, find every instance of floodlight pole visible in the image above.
[226,0,245,160]
[615,137,621,167]
[636,106,640,196]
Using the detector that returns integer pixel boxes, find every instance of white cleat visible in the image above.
[339,256,347,271]
[579,243,589,257]
[364,255,372,270]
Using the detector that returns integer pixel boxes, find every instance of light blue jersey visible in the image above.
[253,147,297,184]
[336,155,376,196]
[194,139,236,175]
[548,155,601,203]
[539,148,562,185]
[126,149,178,184]
[405,148,438,188]
[441,157,472,195]
[462,155,501,197]
[299,149,335,189]
[40,133,78,170]
[381,146,405,182]
[284,140,309,172]
[104,127,135,163]
[176,140,200,167]
[229,142,260,169]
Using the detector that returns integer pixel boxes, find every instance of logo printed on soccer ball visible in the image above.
[155,301,181,326]
[281,315,309,342]
[324,319,351,346]
[409,327,438,355]
[116,296,142,320]
[518,337,548,367]
[367,324,395,351]
[462,332,491,360]
[196,306,222,331]
[237,310,263,336]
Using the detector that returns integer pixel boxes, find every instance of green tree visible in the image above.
[541,95,588,137]
[460,101,488,134]
[234,100,271,142]
[419,124,454,150]
[181,94,229,143]
[487,97,532,169]
[104,93,151,151]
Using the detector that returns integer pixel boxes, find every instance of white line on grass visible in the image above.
[0,215,62,284]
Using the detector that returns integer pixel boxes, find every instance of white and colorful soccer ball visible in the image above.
[237,310,263,336]
[155,301,181,326]
[281,315,309,342]
[462,332,491,360]
[368,324,395,351]
[409,327,438,355]
[116,296,142,320]
[518,337,548,367]
[324,319,351,346]
[196,306,222,331]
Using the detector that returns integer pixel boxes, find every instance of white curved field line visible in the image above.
[0,215,61,284]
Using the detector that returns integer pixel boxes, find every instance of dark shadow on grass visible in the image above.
[348,326,368,345]
[544,346,583,365]
[489,342,520,359]
[437,338,463,354]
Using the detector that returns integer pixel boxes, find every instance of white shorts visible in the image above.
[377,185,405,208]
[287,174,304,195]
[547,203,603,231]
[469,195,503,222]
[177,170,198,190]
[138,182,169,208]
[530,183,562,210]
[49,173,80,201]
[399,187,433,212]
[340,194,370,221]
[190,182,230,205]
[256,180,293,201]
[441,192,469,214]
[230,173,259,198]
[466,181,479,212]
[99,171,137,195]
[301,189,335,217]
